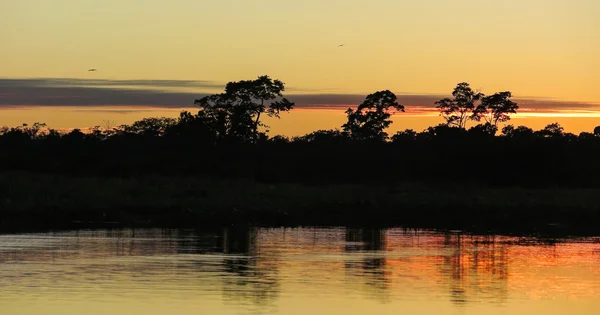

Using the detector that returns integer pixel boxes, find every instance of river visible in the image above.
[1,227,599,314]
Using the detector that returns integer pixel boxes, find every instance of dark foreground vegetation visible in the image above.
[1,75,600,234]
[2,171,600,236]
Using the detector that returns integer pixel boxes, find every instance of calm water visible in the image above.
[1,228,600,315]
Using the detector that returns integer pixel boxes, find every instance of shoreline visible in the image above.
[2,171,599,236]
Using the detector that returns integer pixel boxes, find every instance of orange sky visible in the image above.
[1,105,599,137]
[0,78,598,136]
[1,0,599,135]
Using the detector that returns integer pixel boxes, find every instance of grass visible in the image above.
[1,171,600,235]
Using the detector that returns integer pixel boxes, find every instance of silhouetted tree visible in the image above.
[4,75,600,192]
[164,111,217,144]
[579,132,596,140]
[269,135,290,144]
[501,125,534,138]
[44,129,62,140]
[469,123,498,136]
[121,117,177,137]
[537,122,564,138]
[500,125,515,137]
[342,90,404,141]
[472,91,519,127]
[292,129,348,144]
[194,75,294,143]
[419,123,467,140]
[19,122,47,138]
[62,129,86,144]
[391,129,417,142]
[435,82,483,129]
[87,125,110,140]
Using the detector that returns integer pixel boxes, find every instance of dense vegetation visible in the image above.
[1,75,600,233]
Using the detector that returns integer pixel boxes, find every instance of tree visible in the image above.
[579,131,596,140]
[472,91,519,126]
[501,125,534,138]
[391,129,417,142]
[12,122,47,139]
[269,135,291,144]
[435,82,483,129]
[62,129,86,143]
[342,90,405,141]
[194,75,294,143]
[419,123,466,140]
[293,129,348,144]
[120,117,178,137]
[537,122,564,138]
[469,123,498,136]
[164,111,217,143]
[594,126,600,136]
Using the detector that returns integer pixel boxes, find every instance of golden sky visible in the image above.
[1,0,599,135]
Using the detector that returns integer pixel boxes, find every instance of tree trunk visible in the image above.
[253,99,263,142]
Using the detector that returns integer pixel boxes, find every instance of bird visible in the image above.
[88,69,97,72]
[338,44,345,47]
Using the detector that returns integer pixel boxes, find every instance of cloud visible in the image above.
[70,109,163,115]
[0,78,223,90]
[0,78,598,114]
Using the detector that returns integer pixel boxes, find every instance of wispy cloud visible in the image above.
[0,78,223,91]
[70,108,164,115]
[1,78,598,115]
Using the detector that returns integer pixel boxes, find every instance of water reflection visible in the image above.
[219,227,279,310]
[1,228,600,315]
[344,228,390,303]
[438,233,509,305]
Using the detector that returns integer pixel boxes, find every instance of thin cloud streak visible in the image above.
[0,78,223,90]
[1,78,598,115]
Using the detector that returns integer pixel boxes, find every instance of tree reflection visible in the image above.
[344,228,390,303]
[217,227,280,310]
[439,232,509,305]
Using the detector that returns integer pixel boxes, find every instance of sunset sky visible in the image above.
[1,0,599,136]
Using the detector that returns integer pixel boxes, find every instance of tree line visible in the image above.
[1,75,600,187]
[2,75,597,142]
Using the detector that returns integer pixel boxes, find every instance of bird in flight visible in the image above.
[88,69,97,72]
[338,44,345,47]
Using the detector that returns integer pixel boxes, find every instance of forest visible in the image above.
[1,75,600,233]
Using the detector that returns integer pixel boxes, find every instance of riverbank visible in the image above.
[1,171,599,235]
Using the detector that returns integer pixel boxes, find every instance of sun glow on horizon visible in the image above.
[1,105,599,137]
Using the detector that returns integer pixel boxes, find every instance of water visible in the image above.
[1,227,599,315]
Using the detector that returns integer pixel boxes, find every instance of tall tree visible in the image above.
[194,75,294,143]
[435,82,483,129]
[594,126,600,136]
[342,90,405,141]
[472,91,519,127]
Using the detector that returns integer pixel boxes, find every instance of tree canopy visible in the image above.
[342,90,405,141]
[472,91,519,126]
[436,83,519,130]
[194,75,294,143]
[435,82,483,129]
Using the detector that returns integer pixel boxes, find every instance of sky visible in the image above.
[1,0,599,135]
